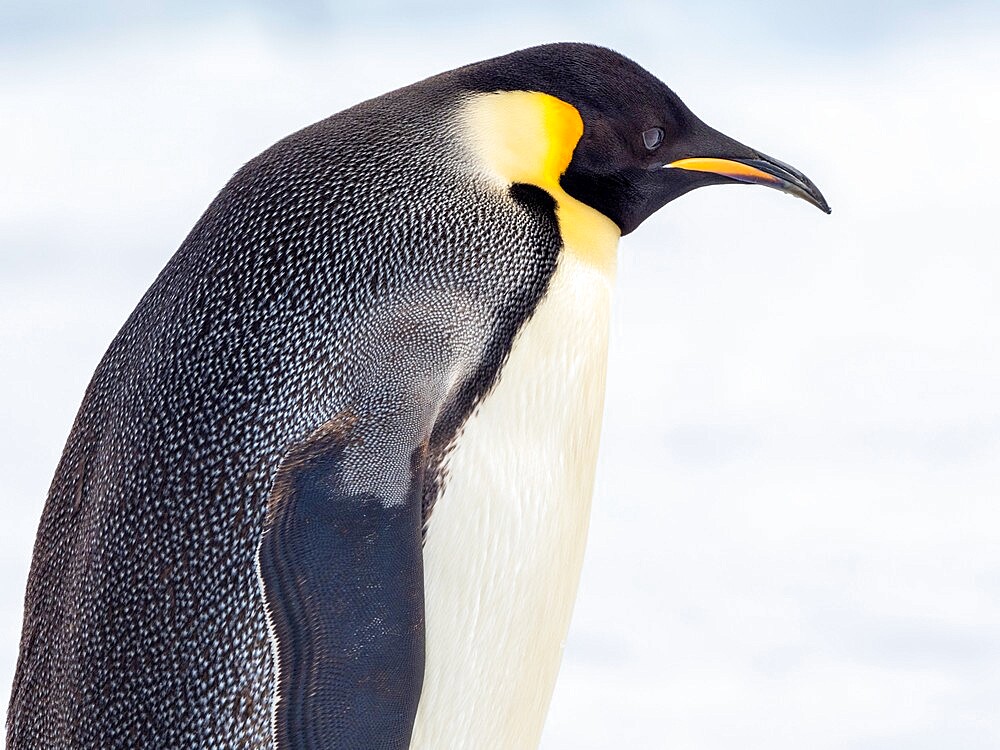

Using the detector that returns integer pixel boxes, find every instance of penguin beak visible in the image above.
[665,153,831,214]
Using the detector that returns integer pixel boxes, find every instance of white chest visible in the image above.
[410,252,616,749]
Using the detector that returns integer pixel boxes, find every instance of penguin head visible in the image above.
[456,43,830,235]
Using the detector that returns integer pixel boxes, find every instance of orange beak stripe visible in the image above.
[665,157,785,186]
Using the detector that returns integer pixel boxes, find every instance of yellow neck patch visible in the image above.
[461,91,620,273]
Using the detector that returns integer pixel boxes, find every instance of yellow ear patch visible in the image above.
[461,91,620,274]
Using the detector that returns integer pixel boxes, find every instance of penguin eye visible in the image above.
[642,127,664,150]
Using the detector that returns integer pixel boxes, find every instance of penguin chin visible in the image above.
[559,168,642,235]
[640,172,738,228]
[561,164,731,236]
[582,171,725,236]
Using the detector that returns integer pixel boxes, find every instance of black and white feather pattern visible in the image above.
[7,62,564,748]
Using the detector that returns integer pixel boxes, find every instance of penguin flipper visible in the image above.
[258,418,426,750]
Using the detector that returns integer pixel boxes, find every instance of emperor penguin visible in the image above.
[8,43,829,749]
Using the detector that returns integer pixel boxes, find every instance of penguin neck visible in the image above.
[460,91,621,274]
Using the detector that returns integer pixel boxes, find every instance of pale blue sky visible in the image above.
[4,0,999,51]
[2,2,998,748]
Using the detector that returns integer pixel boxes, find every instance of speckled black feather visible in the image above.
[7,55,566,748]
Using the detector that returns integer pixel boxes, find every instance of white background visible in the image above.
[2,2,998,747]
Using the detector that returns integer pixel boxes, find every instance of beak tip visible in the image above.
[815,192,832,214]
[801,181,831,215]
[736,153,831,217]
